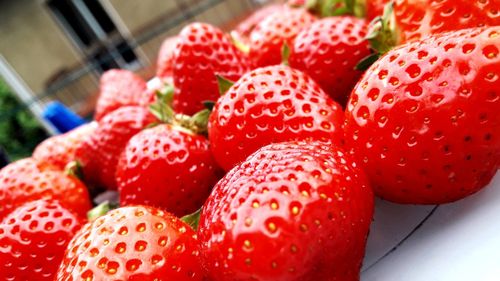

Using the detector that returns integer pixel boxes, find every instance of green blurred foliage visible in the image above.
[0,78,48,161]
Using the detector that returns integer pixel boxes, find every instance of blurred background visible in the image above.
[0,0,271,161]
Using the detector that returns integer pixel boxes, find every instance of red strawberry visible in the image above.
[198,141,374,281]
[393,0,500,43]
[364,0,390,21]
[94,69,148,121]
[0,199,84,281]
[0,158,92,219]
[344,27,500,204]
[33,122,97,170]
[173,23,251,115]
[232,4,285,44]
[156,36,178,81]
[248,8,315,67]
[117,124,223,217]
[76,106,157,190]
[289,16,371,105]
[208,65,344,171]
[56,205,204,280]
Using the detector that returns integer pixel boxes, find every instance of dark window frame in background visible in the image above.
[46,0,142,73]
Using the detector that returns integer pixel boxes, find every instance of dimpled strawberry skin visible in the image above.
[198,141,374,281]
[290,16,371,105]
[344,27,500,204]
[249,8,316,67]
[208,65,344,171]
[117,124,223,217]
[76,106,157,190]
[394,0,500,43]
[94,69,148,121]
[56,206,204,281]
[33,122,97,170]
[0,158,92,220]
[173,23,251,115]
[0,199,83,281]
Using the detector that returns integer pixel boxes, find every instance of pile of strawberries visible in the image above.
[1,0,499,280]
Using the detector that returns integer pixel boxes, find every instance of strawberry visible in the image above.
[56,205,204,280]
[232,4,285,45]
[364,0,500,60]
[208,65,344,171]
[33,122,97,170]
[365,0,389,21]
[289,16,371,106]
[0,199,84,281]
[117,124,223,217]
[76,106,157,190]
[173,23,251,115]
[94,69,148,121]
[198,141,374,281]
[0,158,92,219]
[248,8,315,67]
[344,27,500,204]
[392,0,500,43]
[156,36,178,81]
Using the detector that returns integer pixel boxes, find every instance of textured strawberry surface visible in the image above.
[344,27,500,204]
[290,16,371,105]
[57,206,204,280]
[209,65,344,171]
[199,141,374,281]
[117,124,222,217]
[173,23,251,115]
[0,158,91,220]
[0,200,83,281]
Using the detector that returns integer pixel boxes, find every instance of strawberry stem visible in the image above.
[65,161,84,181]
[181,208,202,231]
[230,31,250,54]
[281,43,291,66]
[216,75,235,96]
[149,84,175,123]
[87,200,118,221]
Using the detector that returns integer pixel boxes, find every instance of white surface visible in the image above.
[362,172,500,281]
[362,200,435,270]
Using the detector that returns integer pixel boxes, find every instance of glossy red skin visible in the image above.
[0,200,83,281]
[233,4,285,44]
[198,142,374,281]
[249,8,315,67]
[156,36,178,81]
[208,65,344,171]
[76,106,157,190]
[344,27,500,204]
[94,69,148,121]
[117,124,223,217]
[173,23,251,115]
[365,0,389,21]
[0,158,92,220]
[57,206,204,281]
[33,122,97,170]
[394,0,500,43]
[290,16,371,106]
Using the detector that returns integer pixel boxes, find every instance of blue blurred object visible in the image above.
[42,101,86,134]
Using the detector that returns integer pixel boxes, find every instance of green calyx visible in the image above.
[148,82,214,136]
[87,200,118,221]
[356,2,398,70]
[230,31,250,54]
[305,0,365,17]
[181,208,202,231]
[281,43,291,66]
[65,160,84,181]
[217,75,235,96]
[149,84,175,123]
